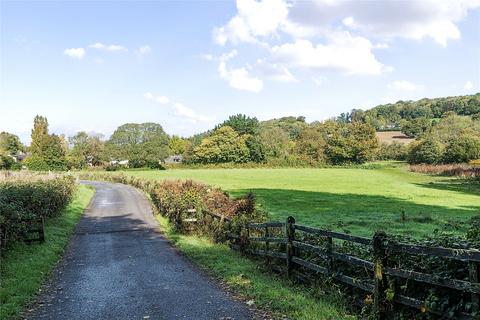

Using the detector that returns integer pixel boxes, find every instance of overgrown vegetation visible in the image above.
[410,163,480,180]
[0,185,94,319]
[0,172,76,249]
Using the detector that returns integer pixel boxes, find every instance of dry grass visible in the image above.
[410,164,480,178]
[376,131,415,145]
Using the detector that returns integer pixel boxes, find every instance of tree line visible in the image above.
[1,93,479,170]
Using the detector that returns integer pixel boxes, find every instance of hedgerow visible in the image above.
[0,172,76,249]
[77,172,267,240]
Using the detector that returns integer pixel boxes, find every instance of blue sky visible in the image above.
[1,0,479,143]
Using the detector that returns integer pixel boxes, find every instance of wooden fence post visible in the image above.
[469,261,479,314]
[373,231,388,320]
[286,216,295,277]
[326,236,333,275]
[265,226,270,265]
[240,221,250,254]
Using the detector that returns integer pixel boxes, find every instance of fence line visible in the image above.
[200,212,480,319]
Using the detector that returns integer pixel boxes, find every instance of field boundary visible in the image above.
[203,211,480,319]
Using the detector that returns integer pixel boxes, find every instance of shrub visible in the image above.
[0,153,15,170]
[377,141,408,160]
[22,155,51,171]
[443,134,480,163]
[407,138,444,164]
[0,172,76,249]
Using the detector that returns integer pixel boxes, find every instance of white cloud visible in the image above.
[64,47,85,59]
[144,92,211,123]
[213,0,289,45]
[288,0,479,47]
[464,80,474,90]
[173,103,212,123]
[214,50,264,92]
[218,61,264,92]
[136,45,151,56]
[342,16,355,27]
[271,33,389,75]
[144,92,169,104]
[255,59,297,83]
[89,42,128,52]
[387,80,419,91]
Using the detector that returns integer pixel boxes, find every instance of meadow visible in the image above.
[123,164,480,238]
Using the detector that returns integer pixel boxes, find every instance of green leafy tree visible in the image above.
[325,122,379,164]
[68,132,105,168]
[294,126,327,163]
[25,116,68,170]
[401,117,432,138]
[192,126,249,163]
[30,115,49,156]
[0,153,15,169]
[217,114,259,135]
[259,126,290,160]
[43,134,68,170]
[105,123,169,168]
[168,135,190,155]
[260,116,307,139]
[245,135,266,163]
[0,132,24,155]
[443,134,480,163]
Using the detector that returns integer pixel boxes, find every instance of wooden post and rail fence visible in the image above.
[200,211,480,319]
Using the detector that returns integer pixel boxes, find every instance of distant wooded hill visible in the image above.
[337,93,480,130]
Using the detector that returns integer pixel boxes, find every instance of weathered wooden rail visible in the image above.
[195,212,480,319]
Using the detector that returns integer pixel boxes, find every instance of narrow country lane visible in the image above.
[27,181,252,320]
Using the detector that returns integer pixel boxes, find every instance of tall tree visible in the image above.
[30,115,49,156]
[68,132,105,168]
[216,114,259,135]
[192,126,249,163]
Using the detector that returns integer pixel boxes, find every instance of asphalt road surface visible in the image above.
[27,181,252,320]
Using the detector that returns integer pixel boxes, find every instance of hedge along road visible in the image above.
[27,181,252,320]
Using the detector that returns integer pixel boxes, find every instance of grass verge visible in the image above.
[156,215,355,320]
[0,185,94,319]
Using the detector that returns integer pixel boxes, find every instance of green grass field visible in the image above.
[124,164,480,238]
[0,185,94,319]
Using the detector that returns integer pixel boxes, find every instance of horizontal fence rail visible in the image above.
[181,209,479,319]
[218,215,480,319]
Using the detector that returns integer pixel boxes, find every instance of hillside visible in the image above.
[349,93,480,130]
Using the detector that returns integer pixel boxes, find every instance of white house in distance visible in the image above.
[164,155,183,164]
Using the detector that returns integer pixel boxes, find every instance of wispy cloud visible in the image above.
[64,47,86,59]
[89,42,128,52]
[387,80,419,91]
[144,92,212,123]
[136,45,152,56]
